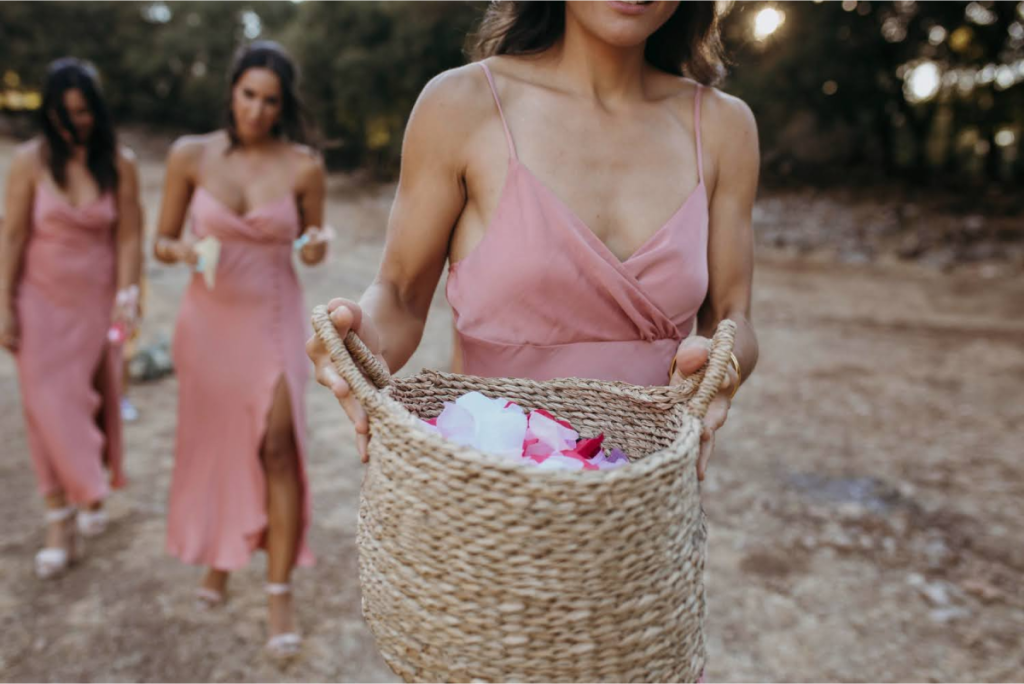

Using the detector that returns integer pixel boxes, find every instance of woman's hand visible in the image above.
[307,298,388,463]
[671,336,740,481]
[173,239,199,267]
[298,225,332,266]
[0,305,18,353]
[110,284,140,341]
[156,237,198,266]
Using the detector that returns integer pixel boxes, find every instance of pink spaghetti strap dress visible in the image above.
[15,182,125,504]
[165,187,313,571]
[447,62,710,385]
[448,63,712,682]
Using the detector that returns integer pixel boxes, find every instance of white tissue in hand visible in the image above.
[193,236,221,289]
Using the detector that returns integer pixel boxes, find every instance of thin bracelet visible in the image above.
[728,352,742,399]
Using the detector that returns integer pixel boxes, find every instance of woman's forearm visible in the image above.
[700,310,758,386]
[116,219,143,291]
[153,235,186,264]
[359,278,430,374]
[0,229,27,309]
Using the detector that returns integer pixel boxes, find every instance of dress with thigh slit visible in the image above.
[166,187,313,570]
[15,183,125,505]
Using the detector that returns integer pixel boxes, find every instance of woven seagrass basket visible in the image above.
[312,305,736,683]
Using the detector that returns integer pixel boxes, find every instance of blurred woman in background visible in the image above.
[154,41,329,658]
[0,57,143,579]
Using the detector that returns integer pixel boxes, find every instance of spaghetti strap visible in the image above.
[694,84,704,184]
[478,61,518,162]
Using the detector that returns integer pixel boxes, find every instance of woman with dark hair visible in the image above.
[311,0,758,549]
[154,40,328,657]
[0,57,143,578]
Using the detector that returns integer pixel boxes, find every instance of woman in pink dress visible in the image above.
[0,58,143,579]
[154,41,329,658]
[310,7,758,674]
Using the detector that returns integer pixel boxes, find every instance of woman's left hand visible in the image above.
[670,336,739,481]
[110,284,140,340]
[299,225,332,265]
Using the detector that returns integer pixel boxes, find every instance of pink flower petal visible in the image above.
[573,434,605,460]
[526,410,578,452]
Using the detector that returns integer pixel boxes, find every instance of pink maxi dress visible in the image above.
[15,182,125,504]
[165,187,313,571]
[449,63,711,683]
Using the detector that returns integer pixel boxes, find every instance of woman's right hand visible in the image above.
[173,240,199,266]
[0,306,18,353]
[307,298,387,463]
[156,237,198,266]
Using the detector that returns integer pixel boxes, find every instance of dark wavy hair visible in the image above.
[468,1,727,85]
[226,41,312,150]
[40,58,118,192]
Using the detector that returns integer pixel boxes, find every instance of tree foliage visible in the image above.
[1,1,1021,185]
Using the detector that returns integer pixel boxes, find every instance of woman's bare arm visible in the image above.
[357,68,486,372]
[0,143,38,310]
[309,67,489,460]
[295,149,328,266]
[153,137,202,265]
[698,90,760,385]
[115,148,143,291]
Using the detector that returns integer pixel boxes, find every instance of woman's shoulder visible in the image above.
[285,142,323,167]
[657,75,758,153]
[11,138,44,176]
[698,84,756,131]
[285,143,324,186]
[411,61,504,130]
[164,131,224,176]
[116,144,139,174]
[168,131,226,160]
[696,85,758,164]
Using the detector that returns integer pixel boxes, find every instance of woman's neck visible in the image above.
[233,131,279,153]
[68,145,88,163]
[552,12,648,105]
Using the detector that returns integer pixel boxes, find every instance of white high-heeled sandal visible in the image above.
[265,583,302,658]
[195,586,226,609]
[35,507,79,579]
[77,508,108,538]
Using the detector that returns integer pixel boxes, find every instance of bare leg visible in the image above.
[43,492,74,551]
[200,567,230,598]
[260,377,302,638]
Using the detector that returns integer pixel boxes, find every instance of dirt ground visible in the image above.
[1,133,1022,683]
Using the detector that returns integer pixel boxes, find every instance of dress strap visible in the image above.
[694,84,704,184]
[478,61,519,162]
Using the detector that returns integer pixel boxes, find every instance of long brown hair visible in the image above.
[467,1,727,85]
[40,58,119,192]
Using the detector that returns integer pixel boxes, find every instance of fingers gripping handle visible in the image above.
[686,319,738,421]
[311,305,391,411]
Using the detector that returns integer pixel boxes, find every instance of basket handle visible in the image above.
[685,319,738,421]
[311,305,392,410]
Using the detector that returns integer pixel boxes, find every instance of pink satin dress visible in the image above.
[447,62,710,385]
[15,182,124,504]
[165,187,313,571]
